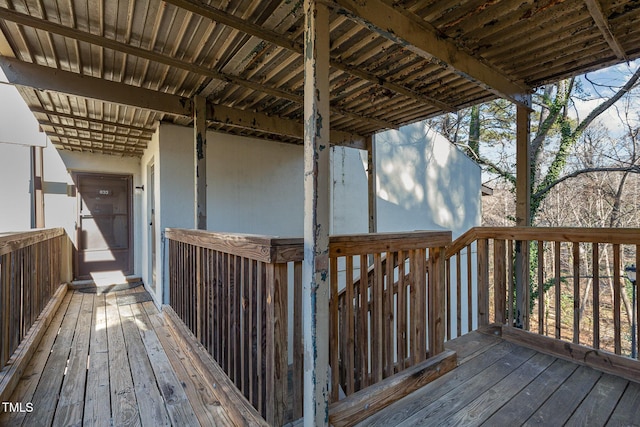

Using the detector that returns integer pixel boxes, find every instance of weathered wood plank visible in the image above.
[133,302,200,426]
[360,340,519,426]
[483,358,578,425]
[22,291,83,427]
[607,380,640,426]
[52,292,95,427]
[442,352,556,426]
[0,291,72,427]
[105,293,141,427]
[444,329,502,364]
[330,231,451,257]
[83,293,111,427]
[162,305,269,426]
[0,228,65,256]
[524,365,602,426]
[165,229,303,264]
[145,301,234,426]
[398,345,536,426]
[502,326,640,384]
[0,284,67,403]
[564,373,628,427]
[329,350,456,427]
[119,303,172,427]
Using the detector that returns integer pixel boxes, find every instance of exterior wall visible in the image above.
[0,143,32,231]
[332,122,482,238]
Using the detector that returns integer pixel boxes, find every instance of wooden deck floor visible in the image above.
[357,330,640,426]
[0,286,234,427]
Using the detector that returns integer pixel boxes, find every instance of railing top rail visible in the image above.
[0,228,65,256]
[446,226,640,258]
[165,228,304,263]
[330,230,451,257]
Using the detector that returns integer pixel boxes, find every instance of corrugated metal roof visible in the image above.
[0,0,638,156]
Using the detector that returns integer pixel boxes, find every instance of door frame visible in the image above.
[74,172,134,280]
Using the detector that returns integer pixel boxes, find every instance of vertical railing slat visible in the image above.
[573,242,580,344]
[555,241,561,340]
[593,243,600,349]
[613,244,621,355]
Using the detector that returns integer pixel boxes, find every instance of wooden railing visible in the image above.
[446,227,640,360]
[0,228,73,368]
[329,231,451,400]
[165,229,303,426]
[167,229,451,424]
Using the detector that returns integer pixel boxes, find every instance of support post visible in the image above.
[515,98,531,329]
[303,1,331,425]
[193,95,207,230]
[367,135,377,234]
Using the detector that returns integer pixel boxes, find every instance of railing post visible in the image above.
[428,246,445,356]
[494,240,506,325]
[265,262,288,426]
[515,240,530,329]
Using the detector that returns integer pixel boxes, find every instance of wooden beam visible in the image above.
[303,0,331,424]
[0,6,393,131]
[328,350,456,426]
[584,0,628,61]
[515,100,531,330]
[30,107,153,134]
[193,96,207,230]
[39,122,152,141]
[0,57,366,147]
[163,0,456,113]
[0,56,193,116]
[329,0,532,109]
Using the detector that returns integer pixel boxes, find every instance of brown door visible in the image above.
[76,173,133,279]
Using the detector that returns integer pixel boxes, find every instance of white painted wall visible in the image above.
[332,122,481,238]
[0,142,32,231]
[0,70,46,148]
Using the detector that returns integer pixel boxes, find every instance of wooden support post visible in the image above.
[303,1,331,425]
[367,135,377,234]
[193,95,207,230]
[515,98,531,329]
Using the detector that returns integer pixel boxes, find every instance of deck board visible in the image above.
[360,330,640,426]
[0,289,234,427]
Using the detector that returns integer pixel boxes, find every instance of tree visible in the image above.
[428,65,640,226]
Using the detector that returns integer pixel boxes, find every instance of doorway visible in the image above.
[75,173,133,279]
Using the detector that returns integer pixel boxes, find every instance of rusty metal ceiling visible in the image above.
[0,0,638,157]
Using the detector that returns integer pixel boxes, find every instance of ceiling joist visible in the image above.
[0,56,366,149]
[327,0,532,109]
[584,0,628,61]
[0,6,396,132]
[30,107,155,135]
[162,0,456,113]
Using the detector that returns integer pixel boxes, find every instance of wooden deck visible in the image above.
[357,329,640,426]
[0,286,234,427]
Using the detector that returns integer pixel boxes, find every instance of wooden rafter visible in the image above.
[329,0,532,108]
[584,0,628,61]
[30,107,154,135]
[39,121,152,142]
[163,0,456,113]
[0,56,365,148]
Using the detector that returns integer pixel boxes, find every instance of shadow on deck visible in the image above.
[0,286,234,427]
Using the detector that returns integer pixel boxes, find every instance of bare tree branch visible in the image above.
[532,165,640,199]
